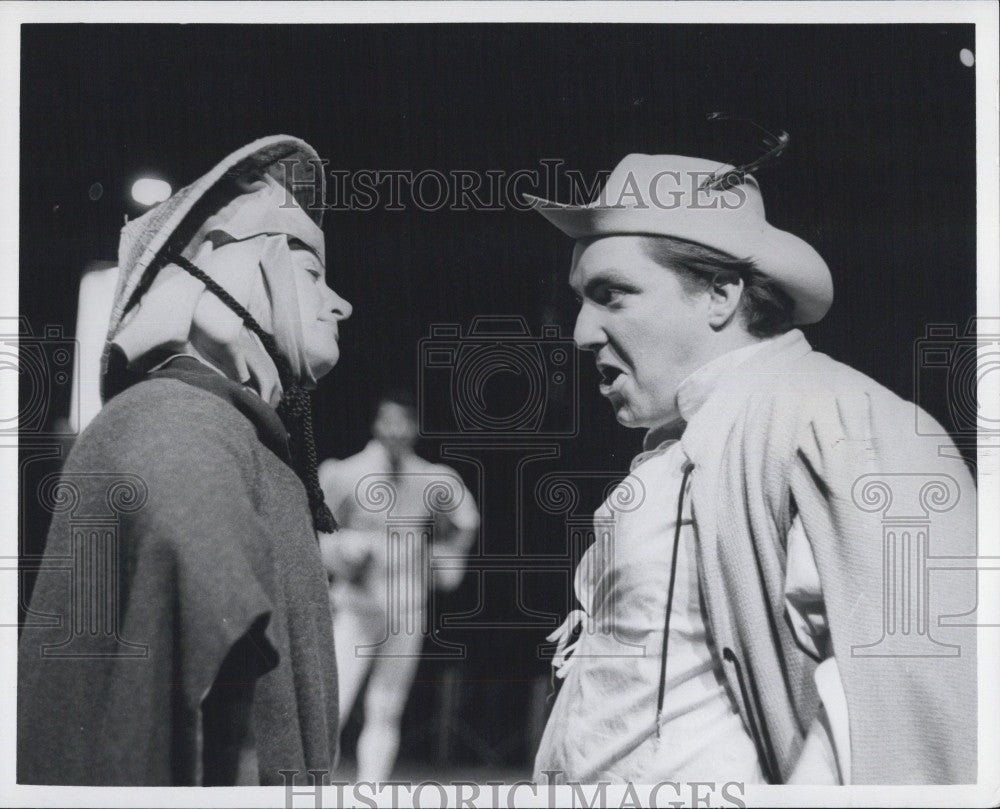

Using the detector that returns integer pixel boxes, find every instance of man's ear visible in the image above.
[706,274,744,329]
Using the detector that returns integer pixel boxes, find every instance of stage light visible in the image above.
[130,177,172,207]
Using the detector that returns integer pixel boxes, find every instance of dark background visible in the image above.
[19,24,977,775]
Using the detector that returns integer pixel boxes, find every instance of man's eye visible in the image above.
[293,255,324,280]
[595,286,626,305]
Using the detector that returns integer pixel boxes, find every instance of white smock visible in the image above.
[534,339,847,784]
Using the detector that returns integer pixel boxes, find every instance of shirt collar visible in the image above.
[641,337,778,454]
[676,338,775,422]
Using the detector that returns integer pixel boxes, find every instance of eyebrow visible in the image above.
[286,242,325,279]
[575,269,637,299]
[288,238,323,263]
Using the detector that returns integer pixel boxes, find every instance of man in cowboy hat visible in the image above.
[18,135,351,785]
[527,155,977,785]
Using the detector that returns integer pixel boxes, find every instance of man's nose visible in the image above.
[328,289,353,321]
[572,305,604,352]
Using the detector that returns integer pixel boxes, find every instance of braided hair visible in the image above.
[165,250,337,533]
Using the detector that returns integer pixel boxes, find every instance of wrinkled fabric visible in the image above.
[535,342,774,784]
[534,438,765,785]
[17,361,339,785]
[679,329,977,783]
[536,333,974,785]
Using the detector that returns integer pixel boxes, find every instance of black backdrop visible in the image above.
[18,23,978,772]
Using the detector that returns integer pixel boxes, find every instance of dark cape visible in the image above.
[18,358,339,785]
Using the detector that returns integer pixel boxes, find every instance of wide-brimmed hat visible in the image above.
[524,154,832,325]
[100,134,326,400]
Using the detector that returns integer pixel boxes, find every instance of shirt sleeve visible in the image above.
[428,464,480,537]
[318,458,356,521]
[784,513,851,783]
[448,475,480,534]
[427,466,479,592]
[784,514,828,659]
[815,657,851,783]
[791,382,977,783]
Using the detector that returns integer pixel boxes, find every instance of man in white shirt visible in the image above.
[318,392,479,782]
[526,154,977,784]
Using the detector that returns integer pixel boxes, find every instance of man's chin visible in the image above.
[307,352,339,382]
[610,400,641,429]
[609,399,669,431]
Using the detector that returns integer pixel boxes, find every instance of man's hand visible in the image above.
[430,526,476,592]
[318,528,378,584]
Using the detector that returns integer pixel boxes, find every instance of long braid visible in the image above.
[166,251,337,533]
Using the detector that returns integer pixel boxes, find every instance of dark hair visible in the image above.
[375,388,417,417]
[639,235,795,338]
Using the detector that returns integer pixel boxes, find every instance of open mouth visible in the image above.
[597,365,622,385]
[598,364,625,390]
